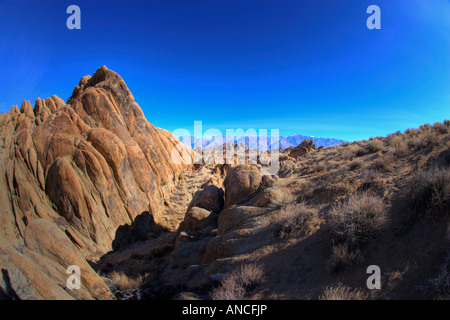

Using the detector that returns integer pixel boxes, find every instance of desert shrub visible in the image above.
[236,263,265,288]
[433,121,449,134]
[342,144,360,160]
[371,157,392,172]
[329,193,387,245]
[314,163,327,172]
[326,160,341,170]
[366,139,385,153]
[329,242,362,270]
[407,167,450,219]
[319,283,367,300]
[358,180,382,194]
[358,170,383,193]
[211,275,246,300]
[386,133,398,140]
[329,181,352,196]
[444,120,450,127]
[211,263,264,300]
[420,123,432,131]
[387,135,408,157]
[405,128,420,135]
[354,145,368,157]
[348,159,363,171]
[409,131,439,149]
[272,189,297,207]
[276,204,321,239]
[108,271,144,291]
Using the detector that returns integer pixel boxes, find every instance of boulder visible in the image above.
[202,205,274,263]
[223,165,262,207]
[181,206,218,231]
[189,184,224,213]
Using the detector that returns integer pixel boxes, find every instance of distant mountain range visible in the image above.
[179,134,346,151]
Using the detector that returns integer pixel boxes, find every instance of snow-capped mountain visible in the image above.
[179,134,346,151]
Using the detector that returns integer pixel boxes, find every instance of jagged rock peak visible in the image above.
[0,66,193,299]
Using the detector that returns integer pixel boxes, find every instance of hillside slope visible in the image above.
[93,121,449,300]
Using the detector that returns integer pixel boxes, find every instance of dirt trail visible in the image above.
[159,167,220,230]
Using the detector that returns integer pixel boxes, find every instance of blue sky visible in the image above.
[0,0,448,141]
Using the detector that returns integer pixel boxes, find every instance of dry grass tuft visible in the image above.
[236,263,265,288]
[211,263,264,300]
[272,190,297,208]
[329,242,362,270]
[371,157,392,172]
[211,275,246,300]
[276,204,322,239]
[387,135,408,157]
[319,282,368,300]
[347,159,363,171]
[108,271,144,291]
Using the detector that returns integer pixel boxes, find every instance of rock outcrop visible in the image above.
[223,165,262,207]
[159,164,271,292]
[0,66,192,299]
[288,139,317,158]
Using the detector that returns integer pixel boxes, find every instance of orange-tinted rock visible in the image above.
[288,139,317,158]
[20,100,35,120]
[223,165,262,207]
[0,66,193,299]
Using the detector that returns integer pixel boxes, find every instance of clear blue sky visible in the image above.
[0,0,448,141]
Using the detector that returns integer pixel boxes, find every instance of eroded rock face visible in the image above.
[0,66,192,299]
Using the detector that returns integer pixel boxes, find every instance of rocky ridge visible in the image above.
[0,66,192,299]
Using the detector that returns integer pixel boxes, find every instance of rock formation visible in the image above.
[0,66,192,299]
[288,139,317,158]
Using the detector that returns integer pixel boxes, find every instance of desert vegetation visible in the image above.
[319,282,368,300]
[275,204,322,239]
[108,271,144,291]
[407,167,450,220]
[329,192,387,245]
[210,264,264,300]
